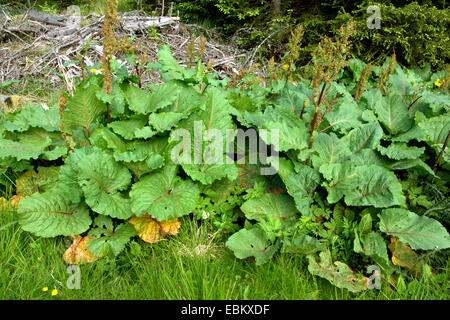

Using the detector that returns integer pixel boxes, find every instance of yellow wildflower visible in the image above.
[282,64,290,71]
[89,68,97,73]
[51,289,58,296]
[42,287,48,292]
[435,78,443,87]
[100,68,105,72]
[152,10,156,15]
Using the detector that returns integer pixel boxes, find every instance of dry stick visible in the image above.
[433,130,450,173]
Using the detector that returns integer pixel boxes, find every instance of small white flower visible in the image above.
[201,210,210,220]
[41,104,49,110]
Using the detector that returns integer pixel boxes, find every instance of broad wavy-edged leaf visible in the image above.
[62,84,106,134]
[379,208,450,250]
[389,159,436,177]
[125,82,178,114]
[261,107,308,152]
[311,133,351,170]
[343,123,383,154]
[134,126,157,139]
[4,105,60,132]
[345,165,405,208]
[417,114,450,146]
[283,165,320,216]
[377,143,425,160]
[388,238,424,275]
[108,117,147,140]
[353,231,390,270]
[63,235,99,264]
[324,164,405,207]
[307,250,368,293]
[322,163,358,203]
[129,214,181,243]
[182,161,238,185]
[0,136,51,160]
[16,166,60,196]
[87,222,136,257]
[374,93,412,134]
[391,126,425,143]
[18,192,92,237]
[323,100,362,134]
[130,165,200,220]
[57,146,98,203]
[89,127,127,153]
[225,227,277,265]
[176,88,238,184]
[282,235,325,255]
[241,194,298,233]
[359,89,383,111]
[157,44,184,80]
[96,81,126,117]
[149,112,184,132]
[162,81,205,115]
[77,151,132,219]
[418,90,450,113]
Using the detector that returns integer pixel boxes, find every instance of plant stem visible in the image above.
[433,130,450,173]
[309,83,327,149]
[106,102,111,124]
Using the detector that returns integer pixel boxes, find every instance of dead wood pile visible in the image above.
[0,4,251,90]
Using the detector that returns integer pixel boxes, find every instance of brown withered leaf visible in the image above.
[129,214,181,244]
[63,235,99,264]
[388,237,424,275]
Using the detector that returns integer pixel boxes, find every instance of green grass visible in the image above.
[1,206,449,300]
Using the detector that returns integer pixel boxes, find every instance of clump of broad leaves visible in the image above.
[0,46,449,292]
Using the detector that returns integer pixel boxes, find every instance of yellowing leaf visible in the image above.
[159,218,181,236]
[16,170,39,197]
[9,195,23,208]
[129,214,181,244]
[0,197,8,211]
[388,237,424,275]
[63,235,99,264]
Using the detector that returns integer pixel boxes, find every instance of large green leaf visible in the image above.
[225,227,277,265]
[148,112,185,132]
[0,136,51,161]
[124,82,178,115]
[87,220,136,257]
[261,108,308,152]
[4,105,60,133]
[379,208,450,250]
[377,143,425,160]
[354,231,390,270]
[89,127,127,153]
[77,151,132,219]
[18,192,92,237]
[374,93,412,134]
[282,235,325,255]
[177,88,238,184]
[283,165,320,216]
[343,123,383,154]
[240,194,298,234]
[108,117,147,140]
[324,164,405,207]
[311,133,351,169]
[130,165,200,220]
[57,146,97,203]
[62,84,106,134]
[307,250,368,293]
[345,165,405,207]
